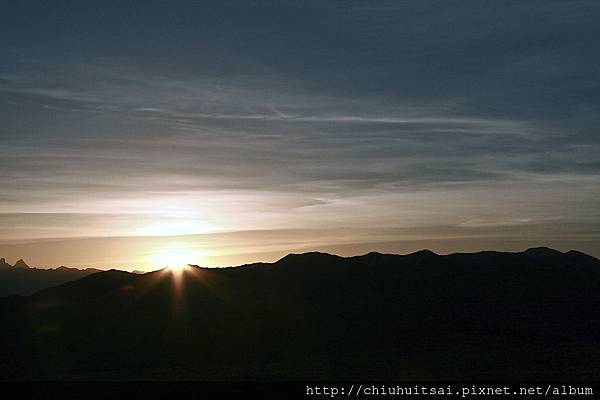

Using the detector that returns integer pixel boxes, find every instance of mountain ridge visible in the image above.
[0,261,103,297]
[1,247,597,297]
[1,247,599,380]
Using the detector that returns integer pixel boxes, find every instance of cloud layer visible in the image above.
[1,1,599,266]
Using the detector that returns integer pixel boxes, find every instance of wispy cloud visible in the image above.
[1,60,599,247]
[1,0,599,267]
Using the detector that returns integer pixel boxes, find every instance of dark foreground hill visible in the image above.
[0,259,100,297]
[1,247,599,380]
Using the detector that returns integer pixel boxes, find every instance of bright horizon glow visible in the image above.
[167,263,187,273]
[145,242,204,271]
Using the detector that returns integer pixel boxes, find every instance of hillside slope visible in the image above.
[1,248,599,380]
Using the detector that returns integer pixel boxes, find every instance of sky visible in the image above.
[1,1,599,270]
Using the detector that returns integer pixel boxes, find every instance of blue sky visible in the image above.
[1,1,599,268]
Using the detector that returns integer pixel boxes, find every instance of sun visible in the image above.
[167,259,188,272]
[159,251,191,271]
[147,245,201,271]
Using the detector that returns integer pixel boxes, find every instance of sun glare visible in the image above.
[147,244,202,271]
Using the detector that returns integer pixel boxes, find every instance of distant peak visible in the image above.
[566,250,589,256]
[276,252,341,264]
[565,250,599,261]
[0,258,9,268]
[524,247,563,255]
[408,249,438,257]
[13,259,30,269]
[361,251,385,258]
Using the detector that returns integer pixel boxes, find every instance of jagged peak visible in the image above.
[13,259,30,269]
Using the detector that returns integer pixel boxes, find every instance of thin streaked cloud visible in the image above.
[1,1,599,266]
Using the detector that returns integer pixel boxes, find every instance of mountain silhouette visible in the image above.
[0,259,101,297]
[12,259,30,269]
[1,248,599,380]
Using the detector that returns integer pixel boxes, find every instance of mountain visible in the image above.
[131,270,147,274]
[12,259,30,269]
[0,260,101,297]
[0,258,10,269]
[1,248,599,380]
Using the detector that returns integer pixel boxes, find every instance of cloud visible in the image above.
[1,62,598,234]
[0,1,599,262]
